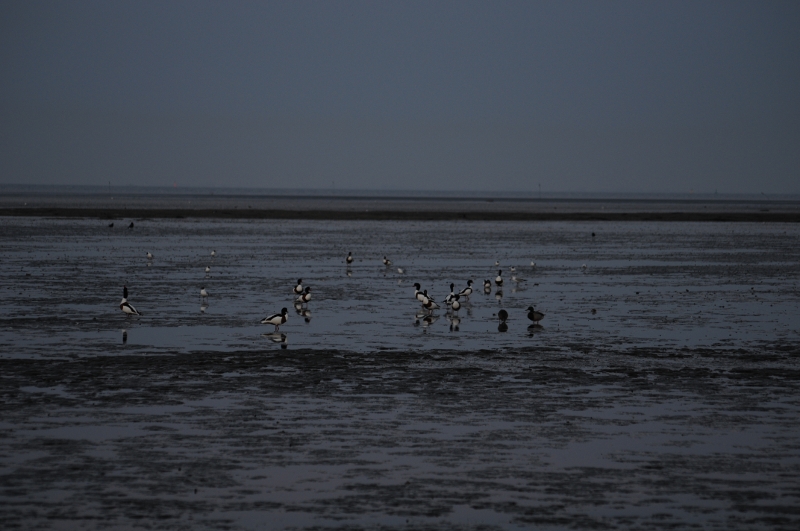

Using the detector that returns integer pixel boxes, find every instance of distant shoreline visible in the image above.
[2,207,799,222]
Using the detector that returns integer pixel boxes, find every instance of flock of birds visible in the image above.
[118,250,548,337]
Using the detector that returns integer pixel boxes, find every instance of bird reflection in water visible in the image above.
[200,304,208,314]
[527,324,544,336]
[346,268,352,277]
[447,315,461,332]
[263,332,288,349]
[294,303,312,323]
[414,312,438,329]
[122,330,128,344]
[498,322,509,332]
[495,289,503,303]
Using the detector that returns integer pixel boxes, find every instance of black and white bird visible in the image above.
[483,279,492,293]
[346,252,354,264]
[459,279,474,300]
[120,286,141,316]
[293,279,303,294]
[495,270,503,286]
[494,260,500,267]
[211,250,216,257]
[414,283,426,304]
[205,266,211,274]
[146,252,153,260]
[443,283,456,305]
[422,290,440,312]
[382,256,392,266]
[498,309,508,322]
[295,286,312,304]
[451,294,461,313]
[200,287,208,299]
[581,264,587,270]
[261,307,289,331]
[526,306,545,324]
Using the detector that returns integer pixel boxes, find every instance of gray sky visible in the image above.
[1,0,798,193]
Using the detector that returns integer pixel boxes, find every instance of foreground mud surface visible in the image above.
[2,345,800,530]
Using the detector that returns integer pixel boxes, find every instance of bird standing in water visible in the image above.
[526,306,545,324]
[120,286,141,316]
[261,307,288,331]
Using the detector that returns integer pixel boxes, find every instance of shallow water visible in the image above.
[1,217,799,529]
[0,217,798,356]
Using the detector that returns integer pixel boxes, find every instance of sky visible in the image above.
[1,0,798,194]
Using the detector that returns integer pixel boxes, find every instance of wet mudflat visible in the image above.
[1,216,799,529]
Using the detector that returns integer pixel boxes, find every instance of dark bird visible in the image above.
[526,306,545,324]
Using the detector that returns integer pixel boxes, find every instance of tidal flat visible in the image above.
[1,216,799,529]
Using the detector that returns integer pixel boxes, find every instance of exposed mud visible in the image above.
[2,345,800,530]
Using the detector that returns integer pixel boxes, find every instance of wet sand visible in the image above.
[1,215,800,529]
[2,345,800,529]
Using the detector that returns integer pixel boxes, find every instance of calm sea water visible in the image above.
[1,216,798,357]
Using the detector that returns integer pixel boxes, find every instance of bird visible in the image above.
[293,279,303,294]
[422,290,440,312]
[295,286,312,304]
[526,306,545,324]
[443,283,456,305]
[261,307,289,331]
[397,267,405,274]
[498,309,508,322]
[211,250,216,257]
[459,279,474,300]
[382,256,392,266]
[451,294,461,313]
[495,270,503,286]
[530,261,536,267]
[128,222,134,229]
[146,252,153,260]
[108,222,114,228]
[414,283,427,304]
[581,264,587,270]
[494,260,500,267]
[346,252,354,264]
[120,286,141,316]
[483,280,492,293]
[205,266,211,274]
[200,287,208,299]
[510,266,516,274]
